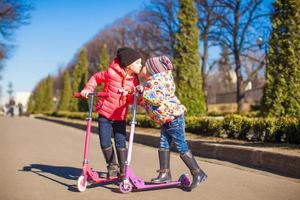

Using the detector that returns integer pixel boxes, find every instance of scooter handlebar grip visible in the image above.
[74,92,110,98]
[97,92,110,97]
[74,92,82,98]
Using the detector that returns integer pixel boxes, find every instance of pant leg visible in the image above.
[160,124,173,150]
[98,116,113,149]
[165,115,189,154]
[112,120,127,149]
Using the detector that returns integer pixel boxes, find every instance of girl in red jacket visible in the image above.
[80,47,142,179]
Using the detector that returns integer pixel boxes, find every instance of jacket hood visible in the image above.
[109,58,126,77]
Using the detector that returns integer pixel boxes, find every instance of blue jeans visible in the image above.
[98,116,126,149]
[160,115,189,154]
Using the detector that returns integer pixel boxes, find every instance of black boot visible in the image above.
[117,148,127,180]
[102,146,119,178]
[180,151,207,190]
[151,149,172,183]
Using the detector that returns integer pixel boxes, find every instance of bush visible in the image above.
[185,116,223,137]
[252,117,279,142]
[223,115,253,140]
[47,111,300,144]
[48,111,98,121]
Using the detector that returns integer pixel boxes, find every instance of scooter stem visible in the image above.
[126,94,138,165]
[83,96,94,164]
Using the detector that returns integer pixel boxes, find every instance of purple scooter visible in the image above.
[119,94,190,193]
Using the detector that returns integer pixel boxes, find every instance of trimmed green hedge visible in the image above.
[50,111,98,120]
[46,112,300,144]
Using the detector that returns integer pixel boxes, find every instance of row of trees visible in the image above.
[28,0,300,117]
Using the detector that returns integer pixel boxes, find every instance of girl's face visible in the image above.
[139,66,150,79]
[126,58,142,75]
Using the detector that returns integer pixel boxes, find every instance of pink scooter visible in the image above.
[119,94,190,193]
[74,92,118,192]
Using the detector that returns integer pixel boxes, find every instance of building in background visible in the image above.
[15,92,31,112]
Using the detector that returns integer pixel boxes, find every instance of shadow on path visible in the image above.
[20,164,117,192]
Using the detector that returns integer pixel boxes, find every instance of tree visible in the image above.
[215,0,270,113]
[58,70,71,111]
[261,0,300,117]
[99,44,109,71]
[43,75,54,112]
[69,48,89,112]
[26,93,35,113]
[33,80,46,113]
[0,0,32,105]
[139,0,179,57]
[0,0,32,60]
[93,44,109,95]
[218,45,234,93]
[173,0,206,115]
[195,0,225,99]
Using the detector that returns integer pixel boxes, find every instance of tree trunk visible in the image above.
[235,54,243,113]
[202,30,209,111]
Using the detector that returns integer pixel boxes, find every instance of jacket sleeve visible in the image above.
[126,75,141,105]
[142,80,166,106]
[84,71,107,92]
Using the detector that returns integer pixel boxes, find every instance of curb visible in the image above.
[35,116,300,179]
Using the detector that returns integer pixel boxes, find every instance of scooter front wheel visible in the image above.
[77,175,87,192]
[119,180,133,193]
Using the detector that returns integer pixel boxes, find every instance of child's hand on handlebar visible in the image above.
[135,85,144,93]
[118,89,129,96]
[80,90,90,98]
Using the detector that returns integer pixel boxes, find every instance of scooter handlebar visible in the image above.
[73,92,110,98]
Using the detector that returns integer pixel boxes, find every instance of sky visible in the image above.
[1,0,146,104]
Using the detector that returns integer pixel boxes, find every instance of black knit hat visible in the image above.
[117,47,142,68]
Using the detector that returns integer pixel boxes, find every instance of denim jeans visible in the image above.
[98,116,126,149]
[160,115,189,154]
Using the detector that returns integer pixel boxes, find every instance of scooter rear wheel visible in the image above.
[179,174,190,188]
[119,180,133,193]
[77,175,87,192]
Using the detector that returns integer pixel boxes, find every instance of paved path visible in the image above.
[1,116,299,200]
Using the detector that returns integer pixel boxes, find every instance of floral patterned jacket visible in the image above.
[141,70,186,125]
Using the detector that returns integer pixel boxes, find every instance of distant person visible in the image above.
[7,98,15,117]
[18,103,23,116]
[136,56,207,190]
[80,47,143,179]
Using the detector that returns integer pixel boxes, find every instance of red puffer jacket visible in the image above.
[84,58,139,120]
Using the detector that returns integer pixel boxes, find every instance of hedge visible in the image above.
[46,112,300,144]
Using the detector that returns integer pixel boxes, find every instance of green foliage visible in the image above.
[26,93,35,114]
[252,117,300,143]
[185,116,223,137]
[129,113,160,128]
[33,80,46,112]
[261,0,300,117]
[50,111,300,144]
[43,76,54,112]
[99,44,109,71]
[30,76,54,113]
[173,0,206,116]
[94,44,109,96]
[69,48,89,112]
[50,111,98,121]
[223,115,253,140]
[58,70,72,111]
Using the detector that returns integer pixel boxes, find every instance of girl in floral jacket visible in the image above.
[137,56,207,190]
